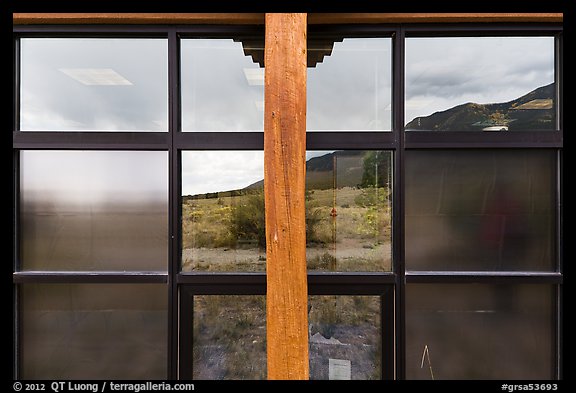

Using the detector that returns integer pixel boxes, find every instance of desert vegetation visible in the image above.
[186,151,390,379]
[181,150,392,272]
[181,186,391,272]
[192,294,381,380]
[193,295,267,379]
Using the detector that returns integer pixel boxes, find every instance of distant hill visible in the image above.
[246,150,391,191]
[306,151,365,190]
[184,151,367,199]
[405,83,555,131]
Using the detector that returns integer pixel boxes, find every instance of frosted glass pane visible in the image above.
[406,284,553,379]
[405,150,555,271]
[20,151,168,271]
[22,284,167,379]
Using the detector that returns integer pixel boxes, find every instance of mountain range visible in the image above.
[405,83,555,131]
[244,150,392,192]
[185,84,555,199]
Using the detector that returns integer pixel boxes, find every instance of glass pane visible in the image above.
[405,150,555,271]
[181,39,264,132]
[20,151,168,271]
[406,284,554,380]
[193,295,266,380]
[405,37,555,131]
[309,296,381,380]
[20,38,168,131]
[306,151,392,272]
[181,151,265,272]
[308,37,392,131]
[22,284,167,379]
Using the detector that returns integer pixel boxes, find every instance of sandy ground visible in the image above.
[182,238,392,271]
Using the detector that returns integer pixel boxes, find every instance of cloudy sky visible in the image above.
[182,151,264,195]
[20,36,555,195]
[20,38,169,131]
[405,36,555,123]
[181,150,334,195]
[21,36,554,131]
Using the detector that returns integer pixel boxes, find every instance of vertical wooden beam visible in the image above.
[264,13,309,380]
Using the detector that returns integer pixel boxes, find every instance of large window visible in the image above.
[307,37,392,131]
[406,284,554,379]
[180,39,264,132]
[13,23,562,381]
[405,37,555,131]
[22,284,167,379]
[405,149,556,271]
[20,38,168,132]
[304,150,393,272]
[20,150,168,271]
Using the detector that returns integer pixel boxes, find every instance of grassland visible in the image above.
[192,294,381,380]
[181,186,392,272]
[184,172,390,379]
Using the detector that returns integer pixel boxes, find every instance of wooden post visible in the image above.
[264,13,309,380]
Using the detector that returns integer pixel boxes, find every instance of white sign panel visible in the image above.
[328,358,351,380]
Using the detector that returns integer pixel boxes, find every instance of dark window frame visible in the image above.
[12,22,562,381]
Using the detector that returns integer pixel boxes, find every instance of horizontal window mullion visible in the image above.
[180,285,391,303]
[177,272,397,286]
[308,272,396,285]
[176,25,265,36]
[175,132,399,150]
[177,272,266,285]
[309,285,393,296]
[13,25,172,35]
[406,271,563,284]
[404,131,562,149]
[307,132,397,150]
[403,23,562,35]
[179,282,265,295]
[174,132,264,150]
[13,271,168,284]
[13,131,170,150]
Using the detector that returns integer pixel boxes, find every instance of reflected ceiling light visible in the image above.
[59,68,133,86]
[243,68,265,86]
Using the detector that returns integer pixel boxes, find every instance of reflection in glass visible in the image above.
[406,284,553,379]
[181,151,392,272]
[306,151,392,272]
[20,151,168,271]
[309,296,381,380]
[20,38,168,131]
[405,150,555,271]
[193,295,266,380]
[22,284,167,379]
[181,151,265,272]
[405,37,555,131]
[181,39,264,132]
[308,37,392,131]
